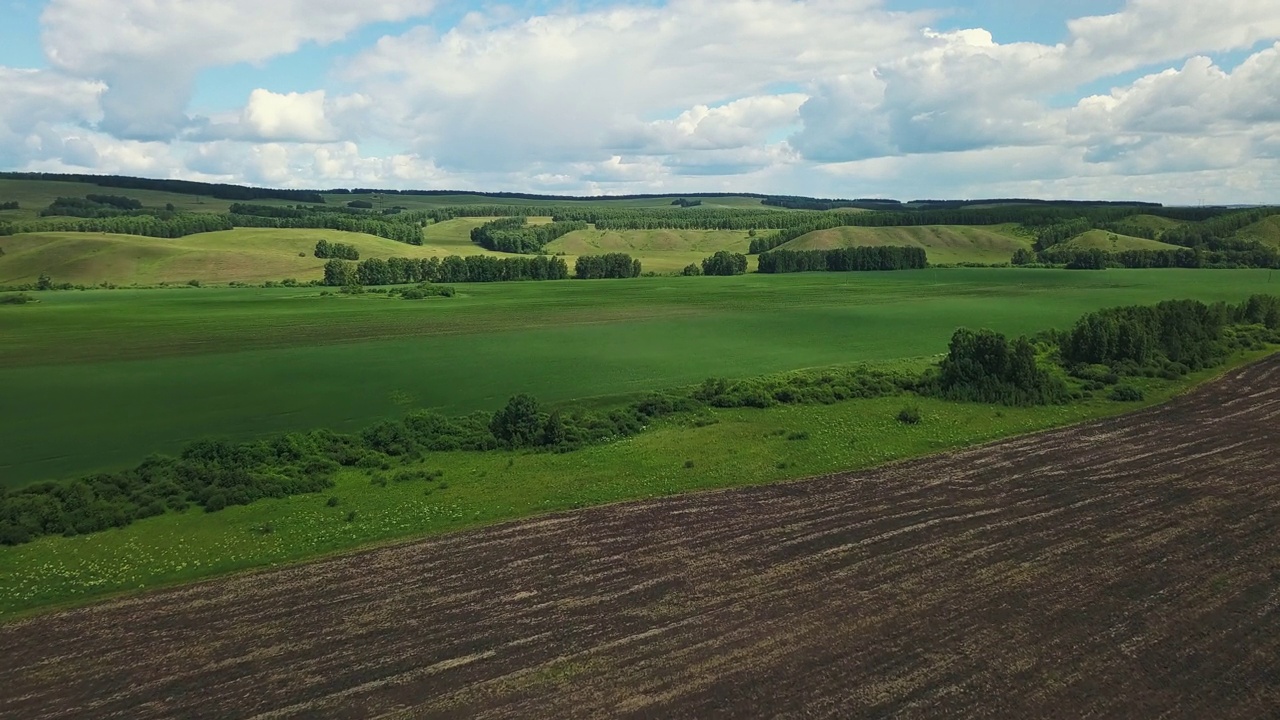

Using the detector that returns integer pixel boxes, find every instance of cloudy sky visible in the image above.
[1,0,1278,202]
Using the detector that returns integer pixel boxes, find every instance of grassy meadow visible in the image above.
[1060,229,1181,252]
[781,224,1031,265]
[3,269,1279,487]
[0,348,1270,619]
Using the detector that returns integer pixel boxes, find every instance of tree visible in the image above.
[701,251,748,276]
[36,274,54,291]
[1011,248,1035,265]
[322,259,358,287]
[542,410,567,447]
[490,394,543,448]
[681,263,702,276]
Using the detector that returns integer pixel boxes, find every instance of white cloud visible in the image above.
[40,0,437,139]
[0,0,1277,202]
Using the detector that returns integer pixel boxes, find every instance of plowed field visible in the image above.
[3,356,1279,719]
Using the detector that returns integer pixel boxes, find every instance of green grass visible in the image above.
[781,224,1031,265]
[545,227,755,273]
[318,193,771,210]
[0,349,1268,620]
[1061,230,1181,252]
[3,269,1279,487]
[1236,216,1280,249]
[0,224,514,286]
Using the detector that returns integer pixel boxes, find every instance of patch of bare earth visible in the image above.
[3,356,1280,719]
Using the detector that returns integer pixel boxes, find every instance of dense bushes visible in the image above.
[313,239,360,260]
[702,251,748,276]
[0,213,233,238]
[924,329,1069,405]
[470,217,588,253]
[396,283,456,299]
[575,253,642,279]
[323,254,570,286]
[757,246,927,273]
[0,201,18,210]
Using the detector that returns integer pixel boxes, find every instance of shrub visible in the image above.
[345,510,359,523]
[683,459,695,469]
[897,406,923,424]
[326,496,340,507]
[1108,384,1145,402]
[0,293,34,305]
[786,431,810,441]
[681,263,702,276]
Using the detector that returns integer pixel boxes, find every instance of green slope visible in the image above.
[1235,216,1280,249]
[1061,230,1182,252]
[780,224,1031,265]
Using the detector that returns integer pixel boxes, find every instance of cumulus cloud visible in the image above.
[1,0,1278,201]
[39,0,437,139]
[342,0,931,170]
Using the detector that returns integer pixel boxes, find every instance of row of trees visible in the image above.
[1035,245,1279,269]
[702,251,749,276]
[313,239,360,260]
[574,253,642,279]
[757,246,928,273]
[0,213,233,238]
[228,213,422,244]
[0,201,17,210]
[323,254,571,286]
[470,217,587,253]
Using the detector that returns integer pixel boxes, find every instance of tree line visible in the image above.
[757,246,928,273]
[0,201,17,210]
[470,217,588,253]
[313,239,360,260]
[0,172,326,203]
[323,254,571,286]
[0,213,233,238]
[574,253,642,279]
[1035,245,1279,269]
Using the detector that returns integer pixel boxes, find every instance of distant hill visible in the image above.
[779,225,1032,265]
[1235,216,1280,249]
[1060,230,1182,252]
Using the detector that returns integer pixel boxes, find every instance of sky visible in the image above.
[1,0,1278,203]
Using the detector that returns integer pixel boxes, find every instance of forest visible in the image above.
[756,246,928,273]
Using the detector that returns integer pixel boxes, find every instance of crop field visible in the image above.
[781,224,1031,264]
[2,356,1277,718]
[4,269,1279,486]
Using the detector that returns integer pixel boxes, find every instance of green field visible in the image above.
[3,269,1278,487]
[781,224,1031,264]
[0,348,1269,619]
[1061,229,1182,252]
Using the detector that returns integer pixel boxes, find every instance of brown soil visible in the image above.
[3,356,1279,719]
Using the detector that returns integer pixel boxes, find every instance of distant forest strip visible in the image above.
[757,246,928,273]
[3,294,1276,546]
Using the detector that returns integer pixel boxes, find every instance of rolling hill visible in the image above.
[1235,216,1280,249]
[779,224,1032,265]
[545,227,755,273]
[1060,230,1183,252]
[0,226,509,286]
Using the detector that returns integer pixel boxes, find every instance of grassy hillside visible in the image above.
[1061,230,1182,252]
[1236,216,1280,248]
[318,193,771,210]
[3,269,1278,487]
[0,227,510,286]
[0,179,278,220]
[546,227,754,273]
[781,224,1030,265]
[1118,214,1185,233]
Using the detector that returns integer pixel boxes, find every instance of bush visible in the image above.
[345,510,359,523]
[681,263,702,276]
[0,293,34,305]
[326,496,340,507]
[897,406,923,424]
[1108,384,1145,402]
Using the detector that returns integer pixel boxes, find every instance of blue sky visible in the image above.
[1,0,1278,202]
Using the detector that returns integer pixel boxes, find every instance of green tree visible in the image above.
[490,394,544,447]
